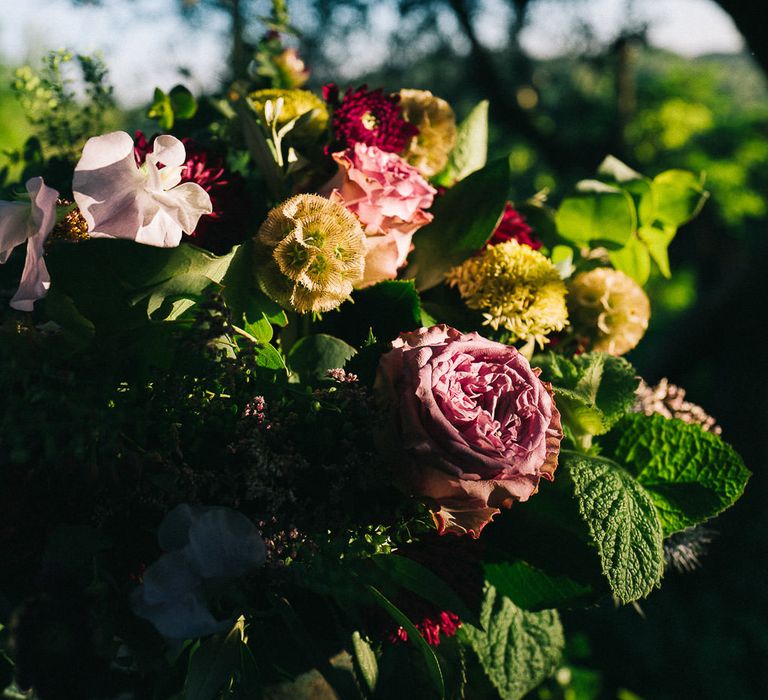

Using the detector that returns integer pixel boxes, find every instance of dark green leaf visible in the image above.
[603,414,750,534]
[564,453,664,603]
[483,560,593,611]
[185,625,243,700]
[461,585,564,700]
[288,333,357,381]
[169,85,198,120]
[366,585,445,700]
[406,157,511,291]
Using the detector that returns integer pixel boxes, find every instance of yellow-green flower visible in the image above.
[567,267,650,355]
[447,240,568,346]
[255,194,365,314]
[399,89,457,178]
[248,89,329,142]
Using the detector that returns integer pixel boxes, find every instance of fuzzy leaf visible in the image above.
[461,585,564,700]
[406,157,511,291]
[604,414,750,534]
[565,453,664,603]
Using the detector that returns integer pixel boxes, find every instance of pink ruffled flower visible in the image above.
[375,325,562,538]
[320,143,436,287]
[0,177,58,311]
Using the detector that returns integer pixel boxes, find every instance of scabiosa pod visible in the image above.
[398,89,457,178]
[447,240,568,347]
[324,83,419,154]
[255,194,366,314]
[567,267,650,355]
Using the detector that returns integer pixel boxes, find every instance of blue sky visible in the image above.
[0,0,745,106]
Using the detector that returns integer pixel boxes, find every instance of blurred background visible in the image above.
[1,0,766,697]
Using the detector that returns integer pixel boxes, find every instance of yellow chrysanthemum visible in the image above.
[248,89,329,141]
[567,267,650,355]
[399,89,457,178]
[255,194,365,314]
[446,240,568,346]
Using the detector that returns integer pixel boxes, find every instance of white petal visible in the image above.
[153,182,212,234]
[151,134,187,169]
[73,131,143,239]
[0,201,30,262]
[135,208,184,248]
[8,178,58,311]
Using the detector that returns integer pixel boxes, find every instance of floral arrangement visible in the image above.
[0,36,750,700]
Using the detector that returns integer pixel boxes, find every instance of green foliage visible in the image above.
[534,352,639,447]
[367,585,446,700]
[565,454,665,604]
[434,99,488,186]
[148,84,198,130]
[10,50,116,165]
[406,156,511,290]
[603,414,751,535]
[461,585,564,700]
[555,157,708,285]
[483,560,593,611]
[351,631,378,695]
[288,333,357,381]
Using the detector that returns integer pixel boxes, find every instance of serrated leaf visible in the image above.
[406,157,511,291]
[483,560,593,611]
[434,100,488,185]
[604,414,750,534]
[461,585,564,700]
[366,585,445,700]
[287,333,357,381]
[555,183,636,250]
[351,631,378,694]
[535,352,638,439]
[565,453,664,603]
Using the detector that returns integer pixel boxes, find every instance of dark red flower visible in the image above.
[488,204,541,250]
[389,609,462,647]
[134,131,252,255]
[324,84,419,154]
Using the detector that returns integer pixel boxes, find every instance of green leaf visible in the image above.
[351,632,378,694]
[604,414,751,534]
[185,624,244,700]
[535,352,639,440]
[319,279,423,346]
[483,560,593,611]
[564,453,664,603]
[147,87,174,130]
[555,181,636,251]
[637,225,675,278]
[169,85,197,120]
[514,198,561,250]
[254,342,288,372]
[434,100,488,185]
[366,585,445,700]
[288,333,357,382]
[406,157,511,291]
[608,233,652,285]
[371,554,480,627]
[461,585,564,700]
[640,169,708,229]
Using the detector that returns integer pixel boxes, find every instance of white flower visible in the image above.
[73,131,212,248]
[0,177,58,311]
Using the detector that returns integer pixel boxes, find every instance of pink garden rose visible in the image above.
[320,142,436,287]
[375,325,562,538]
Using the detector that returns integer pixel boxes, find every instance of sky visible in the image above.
[0,0,745,106]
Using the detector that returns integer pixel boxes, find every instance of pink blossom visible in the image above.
[320,143,436,287]
[375,325,562,538]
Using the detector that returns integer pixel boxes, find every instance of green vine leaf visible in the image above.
[604,414,751,535]
[461,585,564,700]
[564,453,664,603]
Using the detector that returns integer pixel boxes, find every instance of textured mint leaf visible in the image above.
[565,454,664,603]
[534,352,638,439]
[461,585,564,700]
[605,414,750,534]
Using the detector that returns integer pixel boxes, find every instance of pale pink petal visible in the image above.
[0,202,30,263]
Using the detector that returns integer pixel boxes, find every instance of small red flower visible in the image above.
[324,84,418,154]
[488,204,541,250]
